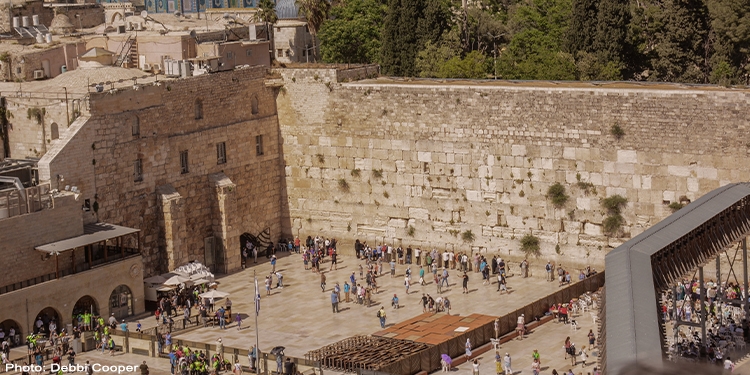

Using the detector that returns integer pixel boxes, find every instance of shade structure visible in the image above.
[163,275,190,286]
[157,286,176,292]
[192,278,210,285]
[199,290,229,299]
[143,275,168,284]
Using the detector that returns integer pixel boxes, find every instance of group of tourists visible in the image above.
[663,277,748,369]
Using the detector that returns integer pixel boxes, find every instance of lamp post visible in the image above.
[486,32,505,80]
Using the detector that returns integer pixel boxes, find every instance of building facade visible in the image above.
[38,66,284,277]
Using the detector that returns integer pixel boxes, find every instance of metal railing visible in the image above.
[0,183,53,220]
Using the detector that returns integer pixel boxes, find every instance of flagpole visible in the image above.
[254,269,260,373]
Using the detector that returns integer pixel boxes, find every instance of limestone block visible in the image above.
[617,150,638,163]
[696,167,718,179]
[576,197,591,211]
[667,165,690,177]
[538,158,554,170]
[699,178,720,192]
[615,163,634,174]
[409,207,430,221]
[565,171,578,184]
[506,215,525,228]
[563,147,576,160]
[575,148,591,160]
[447,153,455,164]
[662,190,675,202]
[687,177,699,192]
[603,162,615,174]
[417,151,432,163]
[605,187,627,197]
[583,222,602,236]
[319,136,331,147]
[388,218,407,228]
[466,190,482,202]
[487,154,495,166]
[511,144,526,156]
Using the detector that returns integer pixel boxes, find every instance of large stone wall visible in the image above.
[276,68,750,265]
[40,67,284,276]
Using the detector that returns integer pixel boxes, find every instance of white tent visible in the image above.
[143,275,168,284]
[163,275,191,286]
[198,290,229,299]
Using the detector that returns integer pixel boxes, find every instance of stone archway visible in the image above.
[110,12,123,25]
[34,307,61,335]
[109,285,133,320]
[0,319,21,346]
[72,295,98,322]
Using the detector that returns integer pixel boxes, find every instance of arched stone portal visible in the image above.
[0,319,21,346]
[109,285,133,320]
[34,307,61,335]
[73,295,98,319]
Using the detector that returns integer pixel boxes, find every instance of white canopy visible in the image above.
[199,290,229,299]
[163,275,190,286]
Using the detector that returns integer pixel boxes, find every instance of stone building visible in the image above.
[38,66,284,277]
[0,160,145,339]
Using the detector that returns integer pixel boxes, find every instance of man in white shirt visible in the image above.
[442,252,450,269]
[724,357,735,371]
[414,248,421,265]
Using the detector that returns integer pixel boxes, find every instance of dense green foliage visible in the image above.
[311,0,750,83]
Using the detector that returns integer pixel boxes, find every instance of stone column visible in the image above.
[157,184,187,272]
[209,173,240,273]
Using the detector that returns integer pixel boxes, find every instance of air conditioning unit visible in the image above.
[33,70,44,79]
[152,63,162,72]
[142,63,152,71]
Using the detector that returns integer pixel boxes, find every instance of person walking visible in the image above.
[465,338,472,360]
[531,358,541,375]
[320,273,327,292]
[344,282,351,302]
[472,359,480,375]
[235,313,242,331]
[377,306,386,328]
[462,273,469,294]
[248,345,257,371]
[502,353,512,375]
[546,261,553,282]
[404,275,410,294]
[579,346,588,367]
[331,290,340,313]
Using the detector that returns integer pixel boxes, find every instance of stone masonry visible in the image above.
[276,68,750,265]
[39,66,284,277]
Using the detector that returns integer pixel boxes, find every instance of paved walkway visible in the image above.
[172,253,584,358]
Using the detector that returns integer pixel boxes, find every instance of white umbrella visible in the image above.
[163,275,190,286]
[192,278,210,285]
[199,290,229,299]
[157,286,176,292]
[143,275,168,284]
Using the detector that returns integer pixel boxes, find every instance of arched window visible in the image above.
[109,285,134,319]
[50,123,59,140]
[251,96,259,115]
[195,98,203,120]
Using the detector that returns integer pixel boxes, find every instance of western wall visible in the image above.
[277,67,750,266]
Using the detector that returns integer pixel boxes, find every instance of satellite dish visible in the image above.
[141,10,148,18]
[174,11,181,17]
[189,30,197,38]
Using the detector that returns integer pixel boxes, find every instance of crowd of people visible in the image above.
[663,277,749,369]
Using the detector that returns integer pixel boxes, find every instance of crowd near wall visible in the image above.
[39,66,284,277]
[276,68,750,265]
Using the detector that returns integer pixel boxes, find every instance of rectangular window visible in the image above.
[227,51,234,59]
[180,150,189,174]
[246,49,252,57]
[217,142,226,164]
[132,118,140,136]
[277,49,283,57]
[255,135,264,156]
[134,159,143,182]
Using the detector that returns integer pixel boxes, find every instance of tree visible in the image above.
[416,41,457,77]
[254,0,279,24]
[296,0,332,61]
[438,51,488,78]
[381,0,451,76]
[254,0,278,55]
[318,0,386,64]
[566,0,598,55]
[497,0,575,80]
[707,0,750,84]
